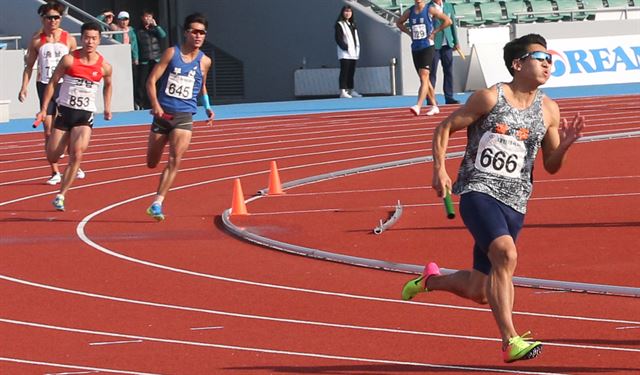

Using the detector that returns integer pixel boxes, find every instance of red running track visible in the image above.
[1,94,639,374]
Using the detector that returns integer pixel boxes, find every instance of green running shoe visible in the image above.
[401,262,440,301]
[503,332,543,363]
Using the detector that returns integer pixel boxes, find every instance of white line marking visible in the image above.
[0,356,158,374]
[190,326,224,331]
[89,339,143,346]
[0,319,569,375]
[615,326,640,330]
[1,276,639,354]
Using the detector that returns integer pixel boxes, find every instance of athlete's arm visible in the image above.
[540,97,585,174]
[102,61,113,120]
[18,37,40,102]
[199,55,214,122]
[395,9,412,36]
[35,54,72,123]
[431,86,497,196]
[146,47,175,118]
[429,7,452,37]
[68,33,78,51]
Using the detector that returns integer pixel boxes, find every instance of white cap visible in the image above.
[117,11,130,19]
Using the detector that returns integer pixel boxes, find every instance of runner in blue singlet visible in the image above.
[144,13,215,222]
[396,0,452,116]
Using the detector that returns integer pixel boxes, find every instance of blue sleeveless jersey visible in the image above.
[408,4,435,51]
[158,46,204,114]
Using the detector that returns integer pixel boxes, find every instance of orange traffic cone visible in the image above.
[267,160,284,195]
[230,178,248,215]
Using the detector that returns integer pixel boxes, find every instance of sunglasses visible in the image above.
[188,28,207,36]
[519,51,552,64]
[44,15,62,21]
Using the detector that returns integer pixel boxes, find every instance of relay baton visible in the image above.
[443,190,455,219]
[32,120,41,128]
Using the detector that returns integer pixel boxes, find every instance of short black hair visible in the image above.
[38,0,66,17]
[183,12,208,31]
[503,34,547,76]
[81,22,102,35]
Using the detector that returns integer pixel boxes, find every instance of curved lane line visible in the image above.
[0,320,570,375]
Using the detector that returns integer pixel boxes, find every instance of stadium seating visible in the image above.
[606,0,632,7]
[555,0,589,20]
[453,3,486,25]
[370,0,621,25]
[479,2,513,23]
[505,0,537,22]
[529,0,565,21]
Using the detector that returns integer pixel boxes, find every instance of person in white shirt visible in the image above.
[334,5,361,98]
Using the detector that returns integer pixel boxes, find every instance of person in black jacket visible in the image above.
[136,10,167,109]
[334,5,361,98]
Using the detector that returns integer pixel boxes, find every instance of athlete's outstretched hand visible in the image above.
[559,113,585,148]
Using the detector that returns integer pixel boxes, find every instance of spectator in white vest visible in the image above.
[334,5,361,98]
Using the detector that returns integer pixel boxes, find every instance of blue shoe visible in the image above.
[146,203,165,221]
[52,195,65,211]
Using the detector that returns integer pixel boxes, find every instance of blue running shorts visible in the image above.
[459,191,524,275]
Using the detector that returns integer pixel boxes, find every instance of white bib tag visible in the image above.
[411,24,427,40]
[474,132,526,178]
[165,73,195,100]
[42,57,59,81]
[66,79,97,111]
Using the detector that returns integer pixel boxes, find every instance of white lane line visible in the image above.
[615,326,640,330]
[69,188,640,329]
[190,326,224,331]
[0,145,431,206]
[0,318,569,375]
[88,339,143,346]
[1,276,639,354]
[0,356,158,374]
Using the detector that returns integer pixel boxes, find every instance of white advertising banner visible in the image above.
[545,35,640,88]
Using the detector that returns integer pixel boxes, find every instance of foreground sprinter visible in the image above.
[402,34,585,363]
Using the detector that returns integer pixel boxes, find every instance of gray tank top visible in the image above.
[452,83,547,214]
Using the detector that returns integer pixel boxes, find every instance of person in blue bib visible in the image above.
[396,0,452,116]
[144,12,214,221]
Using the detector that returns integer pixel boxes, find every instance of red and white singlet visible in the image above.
[56,50,104,113]
[36,30,70,84]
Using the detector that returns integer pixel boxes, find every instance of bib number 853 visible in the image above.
[69,95,90,108]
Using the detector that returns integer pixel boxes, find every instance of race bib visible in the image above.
[66,79,96,111]
[474,132,526,178]
[165,73,195,100]
[43,57,59,80]
[411,24,427,40]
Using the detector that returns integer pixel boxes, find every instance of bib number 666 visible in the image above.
[478,148,519,174]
